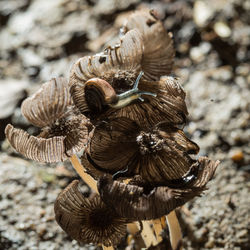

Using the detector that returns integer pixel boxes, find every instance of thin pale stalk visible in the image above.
[141,221,158,247]
[166,210,182,250]
[69,154,98,192]
[161,216,166,228]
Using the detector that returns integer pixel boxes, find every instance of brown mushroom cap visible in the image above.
[98,157,220,220]
[84,117,199,185]
[123,10,175,81]
[103,76,188,128]
[69,11,177,126]
[54,180,129,246]
[21,77,72,128]
[70,29,143,86]
[5,124,67,162]
[5,77,91,163]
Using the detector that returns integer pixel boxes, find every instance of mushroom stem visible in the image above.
[141,221,158,247]
[69,154,98,192]
[166,210,182,250]
[152,218,163,242]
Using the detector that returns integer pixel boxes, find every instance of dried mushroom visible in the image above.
[98,157,219,220]
[70,10,179,127]
[82,117,199,185]
[70,29,143,84]
[122,10,175,81]
[4,9,221,250]
[5,77,91,163]
[55,180,129,247]
[70,71,156,117]
[103,76,188,128]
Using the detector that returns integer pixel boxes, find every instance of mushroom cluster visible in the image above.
[5,10,219,249]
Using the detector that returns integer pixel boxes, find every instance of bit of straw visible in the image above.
[161,216,167,228]
[166,210,182,250]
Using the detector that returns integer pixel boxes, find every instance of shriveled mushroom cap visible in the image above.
[103,76,188,128]
[98,157,220,220]
[123,10,175,81]
[70,29,143,86]
[21,77,72,128]
[5,124,67,162]
[5,77,91,163]
[83,117,138,179]
[54,180,129,246]
[84,117,199,184]
[69,11,178,126]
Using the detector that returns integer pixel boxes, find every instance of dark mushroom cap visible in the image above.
[5,77,91,163]
[83,117,199,185]
[69,10,179,127]
[54,180,129,246]
[103,76,188,128]
[98,157,220,220]
[122,9,175,81]
[21,77,72,128]
[70,29,143,89]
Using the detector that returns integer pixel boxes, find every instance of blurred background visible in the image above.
[0,0,249,249]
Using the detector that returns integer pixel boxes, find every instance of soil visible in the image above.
[0,0,249,249]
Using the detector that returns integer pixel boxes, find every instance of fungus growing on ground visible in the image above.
[97,157,219,221]
[5,77,91,163]
[5,9,219,250]
[54,180,130,247]
[82,117,199,185]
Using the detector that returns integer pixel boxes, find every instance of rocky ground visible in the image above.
[0,0,249,249]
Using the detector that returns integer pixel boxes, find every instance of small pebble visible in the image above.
[230,150,244,162]
[214,22,231,38]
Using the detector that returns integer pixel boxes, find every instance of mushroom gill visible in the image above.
[69,10,179,128]
[82,117,199,185]
[103,76,188,128]
[5,77,91,163]
[122,9,175,81]
[70,29,143,88]
[54,180,129,247]
[98,157,220,221]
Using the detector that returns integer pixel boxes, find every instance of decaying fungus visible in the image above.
[54,180,130,247]
[5,77,91,163]
[69,12,180,127]
[82,117,199,185]
[97,157,219,220]
[4,9,220,250]
[122,10,175,81]
[71,71,156,117]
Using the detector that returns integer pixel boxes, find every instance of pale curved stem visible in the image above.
[141,221,158,247]
[166,210,182,250]
[70,154,98,192]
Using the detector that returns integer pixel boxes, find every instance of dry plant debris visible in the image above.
[4,9,219,249]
